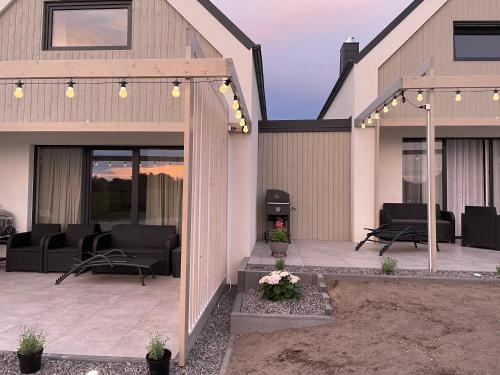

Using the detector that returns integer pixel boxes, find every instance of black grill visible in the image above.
[264,189,294,243]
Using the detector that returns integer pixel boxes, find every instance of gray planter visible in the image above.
[269,242,288,257]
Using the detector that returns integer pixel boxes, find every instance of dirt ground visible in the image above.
[226,279,500,375]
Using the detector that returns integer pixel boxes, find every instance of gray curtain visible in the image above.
[494,140,500,211]
[36,148,83,229]
[446,139,485,235]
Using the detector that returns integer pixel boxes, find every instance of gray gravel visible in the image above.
[246,264,500,280]
[241,285,325,316]
[0,286,236,375]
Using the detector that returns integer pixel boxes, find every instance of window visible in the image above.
[454,22,500,60]
[43,1,132,50]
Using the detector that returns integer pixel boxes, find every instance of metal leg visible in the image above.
[151,267,156,279]
[137,267,145,286]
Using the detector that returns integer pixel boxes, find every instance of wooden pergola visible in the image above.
[355,72,500,272]
[0,54,249,365]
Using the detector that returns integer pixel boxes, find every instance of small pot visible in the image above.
[17,349,43,374]
[270,241,289,257]
[146,349,172,375]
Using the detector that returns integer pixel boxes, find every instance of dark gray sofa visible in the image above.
[380,203,455,243]
[44,224,101,272]
[462,206,500,250]
[6,224,61,272]
[92,224,179,275]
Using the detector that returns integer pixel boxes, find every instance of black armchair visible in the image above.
[461,206,500,251]
[44,224,101,272]
[6,223,61,272]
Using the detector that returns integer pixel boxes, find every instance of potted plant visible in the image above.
[17,326,45,374]
[146,332,171,375]
[259,259,300,301]
[269,228,289,257]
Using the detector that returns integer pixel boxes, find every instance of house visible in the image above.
[317,0,500,255]
[0,0,265,364]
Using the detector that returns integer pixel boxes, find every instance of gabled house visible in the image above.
[319,0,500,252]
[0,0,265,363]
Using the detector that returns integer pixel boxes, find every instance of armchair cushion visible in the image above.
[31,224,61,246]
[66,224,101,246]
[110,224,176,248]
[462,206,498,250]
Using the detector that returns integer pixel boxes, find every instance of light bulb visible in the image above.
[455,90,462,102]
[417,90,424,102]
[232,95,239,110]
[242,125,249,134]
[219,79,231,94]
[374,111,380,120]
[367,117,372,125]
[66,80,75,99]
[235,107,242,120]
[172,80,181,98]
[14,81,24,99]
[361,121,366,129]
[239,117,246,127]
[493,90,499,101]
[391,96,398,107]
[383,105,389,114]
[108,162,112,167]
[119,81,128,98]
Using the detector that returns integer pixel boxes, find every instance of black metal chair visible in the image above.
[6,224,61,272]
[462,206,500,251]
[44,224,101,272]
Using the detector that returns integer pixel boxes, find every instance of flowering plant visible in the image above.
[259,262,300,301]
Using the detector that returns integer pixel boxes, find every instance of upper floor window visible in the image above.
[43,1,132,50]
[454,22,500,60]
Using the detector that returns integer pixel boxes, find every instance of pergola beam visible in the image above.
[403,74,500,90]
[0,122,185,132]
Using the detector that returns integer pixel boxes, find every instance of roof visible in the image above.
[317,0,425,119]
[196,0,267,120]
[259,118,351,133]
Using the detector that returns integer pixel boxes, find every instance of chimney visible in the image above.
[339,37,359,74]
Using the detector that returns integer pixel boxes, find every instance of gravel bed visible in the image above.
[0,286,236,375]
[246,265,500,280]
[240,285,325,316]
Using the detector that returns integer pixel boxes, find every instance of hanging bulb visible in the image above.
[383,105,389,114]
[242,125,249,134]
[65,80,75,99]
[235,106,242,120]
[455,90,462,102]
[239,115,246,127]
[123,161,127,167]
[172,80,181,98]
[119,80,128,98]
[417,90,424,102]
[391,96,398,107]
[361,121,366,129]
[232,95,240,110]
[367,116,372,125]
[14,80,24,99]
[374,111,380,120]
[93,161,98,167]
[493,90,499,102]
[219,79,231,94]
[108,161,112,167]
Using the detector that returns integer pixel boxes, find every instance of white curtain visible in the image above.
[494,141,500,211]
[145,173,183,231]
[446,139,485,235]
[36,148,83,229]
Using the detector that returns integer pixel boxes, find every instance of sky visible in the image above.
[211,0,414,120]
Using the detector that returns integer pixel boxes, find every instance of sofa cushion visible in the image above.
[47,245,78,254]
[383,203,442,220]
[106,246,168,257]
[31,224,61,246]
[110,225,175,248]
[66,224,100,246]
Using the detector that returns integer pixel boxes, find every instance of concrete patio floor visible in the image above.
[250,240,500,272]
[0,259,179,359]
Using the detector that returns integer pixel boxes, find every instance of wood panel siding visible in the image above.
[378,0,500,120]
[187,78,228,334]
[257,132,351,241]
[0,0,221,124]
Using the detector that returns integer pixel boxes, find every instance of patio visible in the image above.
[0,255,179,359]
[250,240,500,272]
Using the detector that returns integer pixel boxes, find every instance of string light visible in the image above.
[108,161,112,167]
[455,90,462,102]
[367,116,372,125]
[232,95,239,110]
[417,90,424,102]
[383,104,389,114]
[242,125,249,133]
[172,80,181,98]
[361,121,366,129]
[391,96,398,107]
[219,79,231,94]
[14,80,24,99]
[239,115,246,127]
[119,80,128,98]
[493,90,499,102]
[65,80,75,99]
[374,111,380,120]
[235,106,242,120]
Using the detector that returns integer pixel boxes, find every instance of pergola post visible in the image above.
[425,95,438,272]
[374,118,381,227]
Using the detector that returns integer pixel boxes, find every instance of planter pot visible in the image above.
[17,350,43,374]
[270,242,289,257]
[146,349,172,375]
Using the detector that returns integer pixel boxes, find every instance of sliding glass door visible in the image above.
[494,140,500,210]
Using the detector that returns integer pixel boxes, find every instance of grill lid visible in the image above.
[265,189,290,204]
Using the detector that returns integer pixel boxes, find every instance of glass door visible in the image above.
[90,149,133,231]
[493,140,500,210]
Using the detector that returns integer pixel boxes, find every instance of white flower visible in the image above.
[279,271,289,277]
[259,275,270,284]
[290,275,300,284]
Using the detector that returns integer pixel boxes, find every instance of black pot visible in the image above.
[146,349,172,375]
[17,349,43,374]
